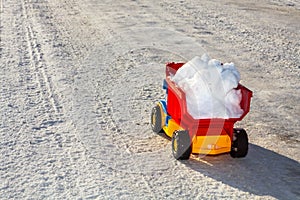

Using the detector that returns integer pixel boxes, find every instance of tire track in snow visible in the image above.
[20,0,61,117]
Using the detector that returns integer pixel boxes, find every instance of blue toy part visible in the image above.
[163,79,168,91]
[159,100,167,115]
[158,99,171,127]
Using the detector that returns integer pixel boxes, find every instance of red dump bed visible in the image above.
[165,62,253,137]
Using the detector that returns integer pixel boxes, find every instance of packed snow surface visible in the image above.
[1,0,299,199]
[171,54,244,119]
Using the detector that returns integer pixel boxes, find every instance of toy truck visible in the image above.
[151,62,253,160]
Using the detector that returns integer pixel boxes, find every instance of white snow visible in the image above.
[171,54,243,119]
[1,0,299,199]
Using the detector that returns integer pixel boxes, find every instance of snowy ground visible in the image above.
[0,0,299,199]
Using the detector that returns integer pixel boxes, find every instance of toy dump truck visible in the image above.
[151,62,253,160]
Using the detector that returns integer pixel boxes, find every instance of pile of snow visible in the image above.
[171,54,244,119]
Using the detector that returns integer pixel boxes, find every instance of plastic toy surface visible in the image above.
[151,62,253,160]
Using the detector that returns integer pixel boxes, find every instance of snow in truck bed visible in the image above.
[171,54,243,119]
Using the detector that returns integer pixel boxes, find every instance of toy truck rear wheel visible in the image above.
[151,105,163,133]
[172,130,192,160]
[230,128,248,158]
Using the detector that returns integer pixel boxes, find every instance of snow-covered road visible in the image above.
[1,0,299,199]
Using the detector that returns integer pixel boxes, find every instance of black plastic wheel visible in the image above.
[151,105,163,133]
[230,128,248,158]
[172,130,192,160]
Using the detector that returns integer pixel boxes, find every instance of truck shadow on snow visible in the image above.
[182,144,300,199]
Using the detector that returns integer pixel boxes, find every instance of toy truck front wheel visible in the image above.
[151,105,163,133]
[172,130,192,160]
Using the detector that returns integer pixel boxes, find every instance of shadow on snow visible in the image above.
[182,144,300,199]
